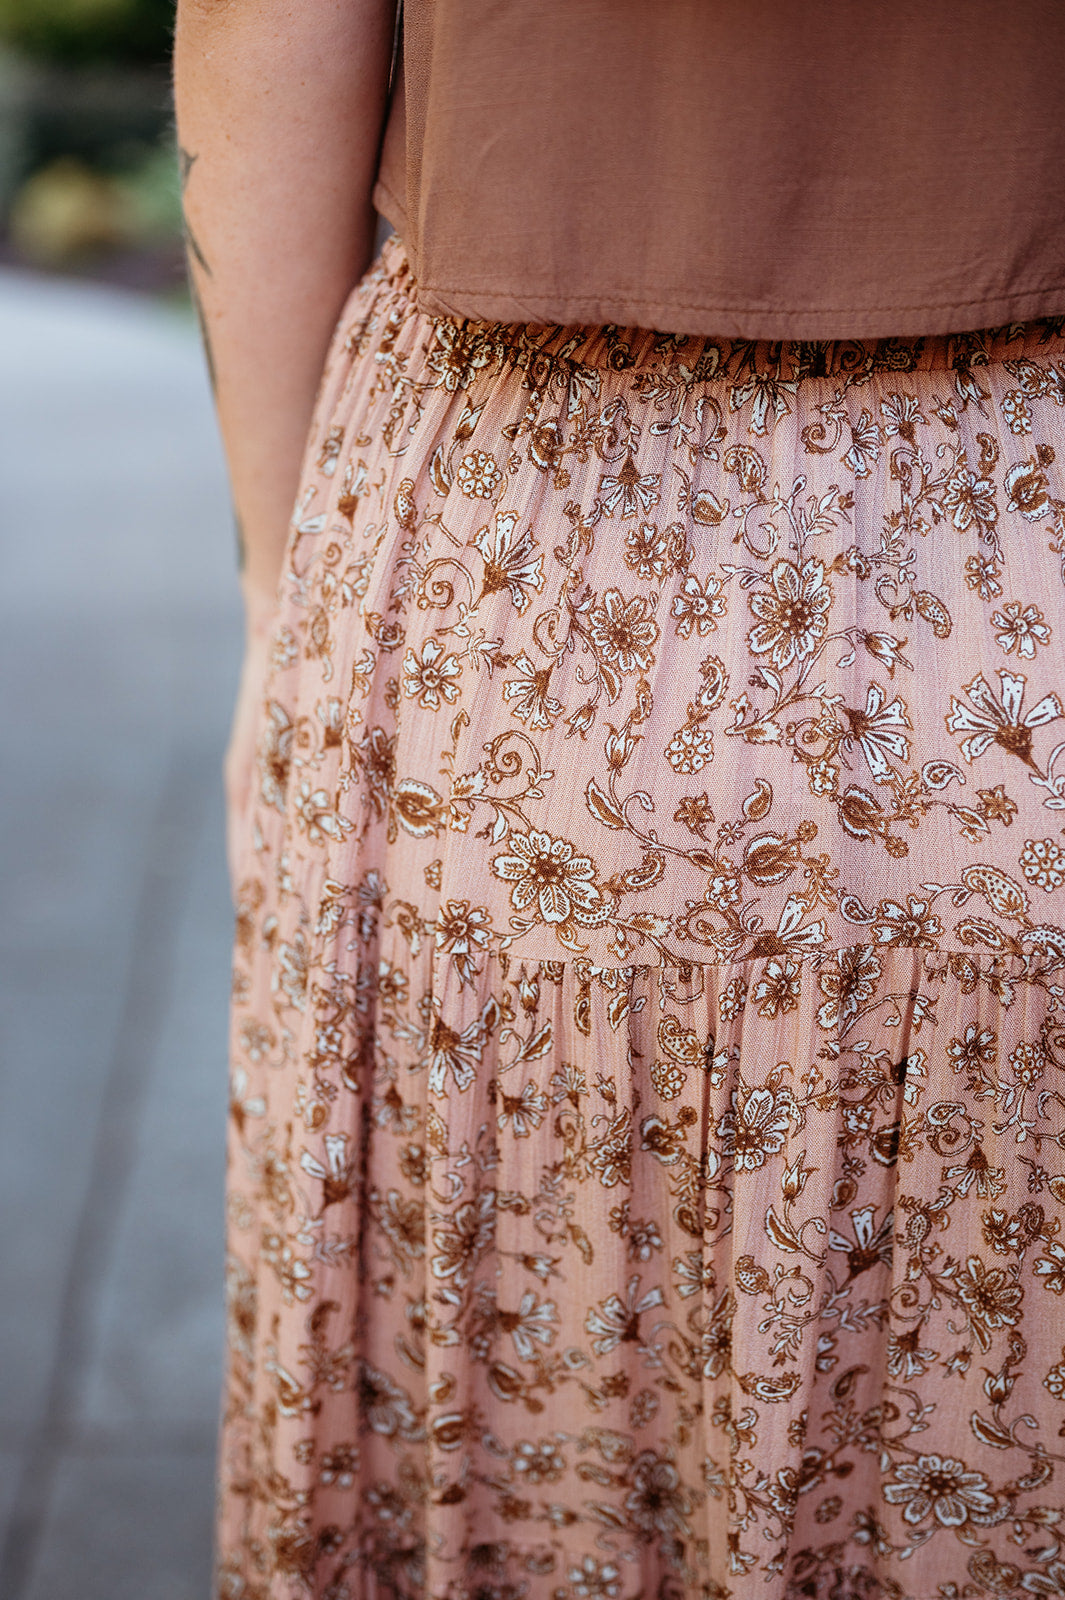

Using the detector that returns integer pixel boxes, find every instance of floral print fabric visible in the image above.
[218,236,1065,1600]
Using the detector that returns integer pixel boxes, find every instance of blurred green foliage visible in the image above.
[0,0,175,65]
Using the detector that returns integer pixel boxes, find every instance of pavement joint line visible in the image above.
[0,747,217,1600]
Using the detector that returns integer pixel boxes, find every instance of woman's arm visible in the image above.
[173,0,397,875]
[174,0,397,618]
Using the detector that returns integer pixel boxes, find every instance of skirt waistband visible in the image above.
[377,231,1065,385]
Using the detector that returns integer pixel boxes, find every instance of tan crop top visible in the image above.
[372,0,1065,341]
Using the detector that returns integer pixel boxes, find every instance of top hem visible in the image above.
[412,277,1065,344]
[371,184,1065,340]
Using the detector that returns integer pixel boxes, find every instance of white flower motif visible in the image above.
[747,558,833,669]
[946,669,1062,769]
[842,680,912,780]
[475,510,545,611]
[990,600,1050,658]
[492,828,609,927]
[402,636,462,709]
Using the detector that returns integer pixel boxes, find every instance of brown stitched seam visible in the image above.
[419,281,1065,317]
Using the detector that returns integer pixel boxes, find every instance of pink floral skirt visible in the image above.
[218,236,1065,1600]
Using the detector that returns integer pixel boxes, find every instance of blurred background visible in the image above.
[0,3,239,1596]
[0,0,183,289]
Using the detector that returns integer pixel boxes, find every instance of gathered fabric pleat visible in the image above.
[217,236,1065,1600]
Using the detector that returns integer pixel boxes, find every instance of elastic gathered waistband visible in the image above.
[377,231,1065,386]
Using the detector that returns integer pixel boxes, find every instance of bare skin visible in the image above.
[173,0,397,881]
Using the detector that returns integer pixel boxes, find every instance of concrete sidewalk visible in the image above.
[0,270,241,1598]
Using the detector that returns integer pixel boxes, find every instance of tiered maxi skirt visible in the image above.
[217,236,1065,1600]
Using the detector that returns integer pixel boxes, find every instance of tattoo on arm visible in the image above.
[179,145,217,392]
[187,268,218,395]
[178,146,212,277]
[234,512,247,573]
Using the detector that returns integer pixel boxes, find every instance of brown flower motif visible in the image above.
[747,557,833,669]
[882,1454,996,1526]
[492,828,609,929]
[589,587,660,674]
[954,1255,1024,1349]
[716,1083,795,1171]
